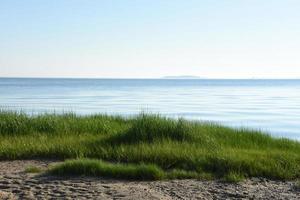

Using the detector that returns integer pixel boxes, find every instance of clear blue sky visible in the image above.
[0,0,300,78]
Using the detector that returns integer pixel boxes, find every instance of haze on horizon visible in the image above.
[0,0,300,79]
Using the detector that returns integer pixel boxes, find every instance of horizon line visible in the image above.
[0,76,300,80]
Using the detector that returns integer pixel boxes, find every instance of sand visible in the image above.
[0,160,299,200]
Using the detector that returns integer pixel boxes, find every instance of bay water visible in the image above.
[1,78,300,140]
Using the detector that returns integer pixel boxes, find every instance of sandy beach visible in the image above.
[0,160,299,200]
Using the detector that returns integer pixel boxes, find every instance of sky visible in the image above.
[0,0,300,79]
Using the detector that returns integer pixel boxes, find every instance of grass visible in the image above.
[49,159,164,180]
[49,159,211,180]
[1,110,300,181]
[295,180,300,190]
[25,165,43,173]
[222,172,245,183]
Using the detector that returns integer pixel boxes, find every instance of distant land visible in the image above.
[161,75,205,79]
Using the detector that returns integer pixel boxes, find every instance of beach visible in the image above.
[0,160,299,199]
[0,112,300,199]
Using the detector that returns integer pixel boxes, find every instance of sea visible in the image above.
[1,78,300,140]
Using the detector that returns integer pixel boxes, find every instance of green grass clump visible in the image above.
[107,114,193,144]
[49,159,205,180]
[222,172,245,183]
[0,110,300,181]
[49,159,164,180]
[25,165,43,173]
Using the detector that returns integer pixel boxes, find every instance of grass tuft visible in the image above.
[107,114,193,144]
[222,171,245,183]
[25,165,43,173]
[49,159,208,180]
[49,159,165,180]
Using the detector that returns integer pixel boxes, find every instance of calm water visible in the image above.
[1,78,300,140]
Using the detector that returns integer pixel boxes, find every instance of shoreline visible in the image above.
[0,160,299,199]
[1,112,300,199]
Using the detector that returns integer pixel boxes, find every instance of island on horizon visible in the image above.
[161,75,205,79]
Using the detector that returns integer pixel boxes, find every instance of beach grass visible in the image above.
[295,180,300,189]
[49,159,211,180]
[222,171,245,183]
[25,165,43,174]
[1,110,300,181]
[49,159,165,180]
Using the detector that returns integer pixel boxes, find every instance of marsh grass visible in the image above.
[295,180,300,190]
[222,171,245,183]
[25,165,43,173]
[106,114,193,144]
[49,159,165,180]
[49,159,211,180]
[1,111,300,181]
